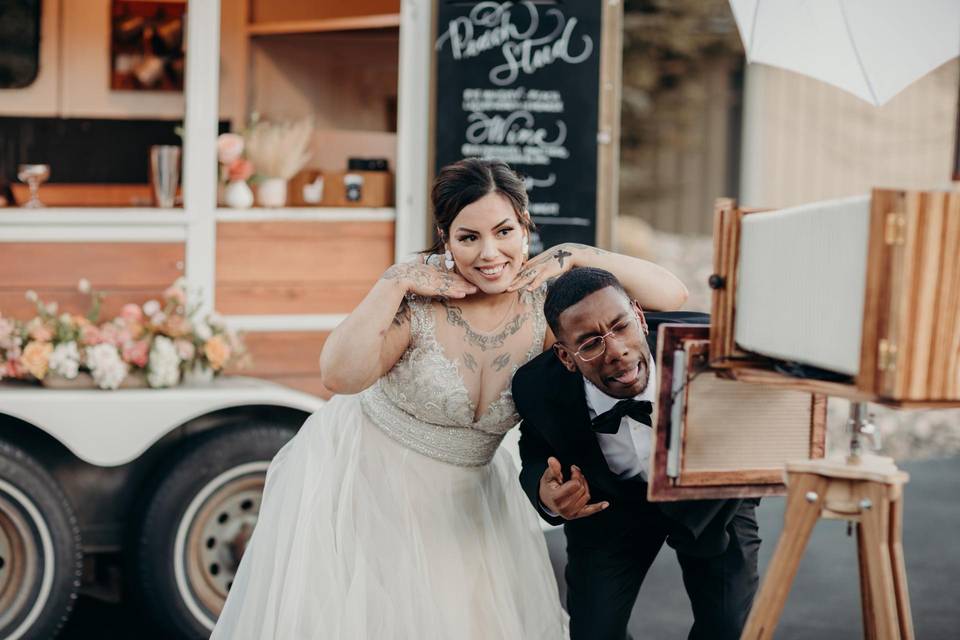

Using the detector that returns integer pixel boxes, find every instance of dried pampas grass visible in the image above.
[244,118,314,179]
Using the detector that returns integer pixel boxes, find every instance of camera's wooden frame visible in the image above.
[648,324,827,502]
[710,188,960,408]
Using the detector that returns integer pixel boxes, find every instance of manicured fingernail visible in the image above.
[601,502,609,509]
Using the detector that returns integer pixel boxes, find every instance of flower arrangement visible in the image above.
[218,132,256,209]
[0,279,250,390]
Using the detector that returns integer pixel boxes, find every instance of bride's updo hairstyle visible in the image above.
[426,158,534,254]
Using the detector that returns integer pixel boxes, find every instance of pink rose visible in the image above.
[121,303,144,322]
[122,339,150,368]
[217,133,244,165]
[227,158,254,182]
[3,358,24,379]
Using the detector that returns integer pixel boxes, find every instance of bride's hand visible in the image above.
[381,261,478,299]
[507,243,581,292]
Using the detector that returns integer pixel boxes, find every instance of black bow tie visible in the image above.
[590,399,653,434]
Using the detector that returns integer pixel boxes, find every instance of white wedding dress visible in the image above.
[211,289,567,639]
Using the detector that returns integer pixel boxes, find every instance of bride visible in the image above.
[211,158,687,639]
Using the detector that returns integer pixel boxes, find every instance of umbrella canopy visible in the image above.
[729,0,960,106]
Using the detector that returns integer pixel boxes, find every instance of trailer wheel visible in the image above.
[0,439,82,640]
[133,423,296,638]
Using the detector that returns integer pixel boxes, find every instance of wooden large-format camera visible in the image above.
[711,188,960,405]
[648,188,960,501]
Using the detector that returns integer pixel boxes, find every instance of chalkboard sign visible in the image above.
[434,0,603,253]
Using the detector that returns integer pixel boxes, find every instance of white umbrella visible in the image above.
[729,0,960,106]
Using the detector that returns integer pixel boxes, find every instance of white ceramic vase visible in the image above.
[258,178,288,208]
[224,180,254,209]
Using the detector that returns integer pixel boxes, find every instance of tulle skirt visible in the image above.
[210,393,568,639]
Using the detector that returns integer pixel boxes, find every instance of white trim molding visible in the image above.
[0,225,187,243]
[182,0,222,320]
[215,207,396,223]
[225,314,347,333]
[395,0,434,259]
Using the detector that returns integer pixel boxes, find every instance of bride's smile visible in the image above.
[448,191,528,294]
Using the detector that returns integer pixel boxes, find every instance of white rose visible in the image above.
[143,300,161,317]
[78,278,91,294]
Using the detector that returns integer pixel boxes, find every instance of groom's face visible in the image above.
[553,287,651,399]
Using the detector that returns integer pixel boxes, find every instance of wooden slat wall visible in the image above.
[225,330,332,399]
[215,220,394,315]
[740,60,959,210]
[0,243,184,318]
[623,59,738,236]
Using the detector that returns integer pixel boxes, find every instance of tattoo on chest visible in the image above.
[492,353,511,371]
[462,352,478,372]
[442,303,529,351]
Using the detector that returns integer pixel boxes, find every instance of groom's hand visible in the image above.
[538,457,609,520]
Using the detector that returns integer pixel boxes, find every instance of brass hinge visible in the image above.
[878,339,898,371]
[884,212,906,245]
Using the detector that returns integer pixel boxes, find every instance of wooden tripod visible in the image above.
[741,453,914,640]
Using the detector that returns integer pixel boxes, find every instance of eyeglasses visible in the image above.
[571,315,641,362]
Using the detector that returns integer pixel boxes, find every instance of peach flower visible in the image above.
[203,335,231,371]
[227,158,254,182]
[27,318,54,342]
[81,324,102,345]
[22,341,53,380]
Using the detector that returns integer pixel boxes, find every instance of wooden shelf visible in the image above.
[247,14,400,36]
[215,207,395,222]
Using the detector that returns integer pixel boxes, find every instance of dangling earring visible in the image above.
[444,249,455,270]
[521,237,529,258]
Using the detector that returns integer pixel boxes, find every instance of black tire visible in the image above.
[0,438,82,640]
[132,423,296,639]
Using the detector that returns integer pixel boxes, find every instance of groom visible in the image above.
[513,267,759,640]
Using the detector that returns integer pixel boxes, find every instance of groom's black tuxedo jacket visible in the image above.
[513,311,745,556]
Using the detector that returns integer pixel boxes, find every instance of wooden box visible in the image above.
[710,188,960,408]
[648,324,827,501]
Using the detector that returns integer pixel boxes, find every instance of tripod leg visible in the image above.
[857,522,877,640]
[741,472,827,640]
[858,482,900,640]
[888,491,914,640]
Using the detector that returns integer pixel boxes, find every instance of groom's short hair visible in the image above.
[544,267,629,338]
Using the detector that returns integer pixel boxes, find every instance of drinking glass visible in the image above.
[17,164,50,208]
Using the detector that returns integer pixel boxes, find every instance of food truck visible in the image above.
[0,0,622,636]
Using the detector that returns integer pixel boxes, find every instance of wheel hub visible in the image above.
[0,494,40,632]
[184,475,264,615]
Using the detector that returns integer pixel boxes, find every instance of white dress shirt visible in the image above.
[583,358,657,481]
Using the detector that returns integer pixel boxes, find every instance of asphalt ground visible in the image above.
[63,456,959,639]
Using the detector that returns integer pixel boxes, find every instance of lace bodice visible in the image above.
[360,285,548,466]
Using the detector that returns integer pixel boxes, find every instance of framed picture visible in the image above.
[110,0,186,91]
